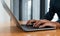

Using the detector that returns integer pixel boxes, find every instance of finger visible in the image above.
[33,20,46,27]
[39,24,46,28]
[39,23,56,28]
[40,19,50,23]
[26,20,31,24]
[26,20,36,25]
[33,20,40,27]
[34,21,43,27]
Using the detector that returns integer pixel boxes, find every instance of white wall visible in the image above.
[45,0,50,13]
[0,0,10,23]
[22,0,28,20]
[13,0,19,20]
[32,0,40,20]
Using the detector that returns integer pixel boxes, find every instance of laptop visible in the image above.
[1,0,55,32]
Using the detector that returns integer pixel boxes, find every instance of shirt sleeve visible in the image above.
[42,0,56,21]
[42,7,56,21]
[56,19,60,23]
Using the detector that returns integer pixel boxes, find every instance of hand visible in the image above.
[39,22,56,28]
[26,19,37,25]
[26,19,50,27]
[33,19,50,27]
[26,19,60,29]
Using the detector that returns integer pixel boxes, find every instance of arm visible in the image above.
[43,6,56,21]
[42,0,56,21]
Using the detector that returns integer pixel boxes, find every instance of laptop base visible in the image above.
[17,24,55,32]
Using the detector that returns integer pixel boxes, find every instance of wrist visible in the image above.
[56,22,60,29]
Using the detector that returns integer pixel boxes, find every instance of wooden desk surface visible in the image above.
[0,21,60,36]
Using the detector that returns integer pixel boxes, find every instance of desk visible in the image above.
[0,21,60,36]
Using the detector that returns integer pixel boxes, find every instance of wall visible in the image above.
[32,0,40,20]
[0,0,10,26]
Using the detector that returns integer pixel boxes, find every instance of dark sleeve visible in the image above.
[43,8,55,21]
[57,19,60,23]
[42,0,56,21]
[56,11,60,23]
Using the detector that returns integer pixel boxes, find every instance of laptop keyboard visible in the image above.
[20,24,55,29]
[20,24,50,29]
[20,24,55,31]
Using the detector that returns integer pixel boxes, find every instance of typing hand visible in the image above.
[26,19,50,27]
[26,19,59,29]
[26,20,37,25]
